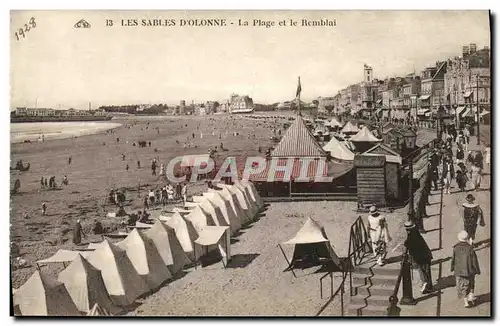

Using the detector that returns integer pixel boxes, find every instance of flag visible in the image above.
[296,77,302,98]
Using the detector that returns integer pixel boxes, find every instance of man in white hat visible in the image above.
[451,230,481,308]
[367,205,392,266]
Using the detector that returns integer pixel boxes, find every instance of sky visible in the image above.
[10,10,490,109]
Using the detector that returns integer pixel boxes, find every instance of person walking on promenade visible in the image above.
[483,145,491,173]
[451,230,481,308]
[143,195,149,211]
[468,151,483,191]
[463,127,470,151]
[456,166,468,192]
[461,194,485,245]
[456,143,465,164]
[367,205,392,266]
[404,220,434,294]
[73,219,86,245]
[442,156,454,194]
[182,183,188,205]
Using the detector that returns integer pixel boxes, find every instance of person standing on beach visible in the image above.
[73,219,86,245]
[143,195,149,211]
[451,230,481,308]
[41,202,47,216]
[68,156,72,165]
[40,177,45,189]
[404,220,434,294]
[461,194,485,245]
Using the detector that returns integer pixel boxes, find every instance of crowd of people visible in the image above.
[365,126,487,308]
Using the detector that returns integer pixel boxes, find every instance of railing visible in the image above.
[387,248,409,316]
[317,215,370,316]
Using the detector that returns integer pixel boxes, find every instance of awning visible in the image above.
[464,91,473,98]
[417,109,430,115]
[424,111,432,117]
[194,226,229,246]
[37,249,92,264]
[480,111,490,116]
[376,99,382,104]
[455,106,467,116]
[419,95,431,100]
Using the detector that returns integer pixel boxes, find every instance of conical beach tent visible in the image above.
[86,240,149,307]
[327,117,342,128]
[184,205,215,233]
[117,228,173,290]
[87,303,111,316]
[196,197,228,228]
[240,181,264,210]
[163,212,196,253]
[341,121,360,134]
[14,270,80,316]
[144,220,192,275]
[217,183,257,223]
[204,192,242,234]
[350,126,381,142]
[209,187,250,225]
[281,217,341,271]
[233,182,260,217]
[58,254,121,315]
[323,136,355,161]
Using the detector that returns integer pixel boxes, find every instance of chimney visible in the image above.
[469,43,477,54]
[462,45,470,57]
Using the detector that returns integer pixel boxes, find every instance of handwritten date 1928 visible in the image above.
[15,17,36,41]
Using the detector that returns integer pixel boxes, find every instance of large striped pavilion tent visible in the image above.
[249,115,354,197]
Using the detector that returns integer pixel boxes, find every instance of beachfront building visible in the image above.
[229,94,254,114]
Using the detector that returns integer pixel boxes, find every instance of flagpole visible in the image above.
[297,76,301,116]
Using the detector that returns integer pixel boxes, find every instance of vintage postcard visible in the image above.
[10,10,491,317]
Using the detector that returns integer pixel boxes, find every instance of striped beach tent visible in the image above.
[271,115,327,157]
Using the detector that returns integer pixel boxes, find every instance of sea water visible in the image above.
[10,122,122,143]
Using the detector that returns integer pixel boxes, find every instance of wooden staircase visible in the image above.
[346,260,400,316]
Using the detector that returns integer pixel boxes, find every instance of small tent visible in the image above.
[117,228,173,290]
[205,192,242,234]
[217,183,258,223]
[281,217,341,271]
[209,187,251,225]
[240,181,264,210]
[184,205,215,233]
[233,181,261,216]
[86,240,149,307]
[350,126,382,143]
[327,117,343,128]
[144,220,192,275]
[14,270,81,316]
[58,254,120,315]
[323,136,355,161]
[194,226,231,267]
[87,303,111,316]
[195,198,229,228]
[162,212,197,254]
[341,121,360,134]
[37,249,92,268]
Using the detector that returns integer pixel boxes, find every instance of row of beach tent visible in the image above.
[12,181,264,316]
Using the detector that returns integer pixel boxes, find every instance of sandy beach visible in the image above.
[10,114,430,315]
[10,114,280,288]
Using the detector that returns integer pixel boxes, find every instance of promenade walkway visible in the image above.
[399,135,491,316]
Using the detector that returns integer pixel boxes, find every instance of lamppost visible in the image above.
[400,128,418,305]
[475,74,481,145]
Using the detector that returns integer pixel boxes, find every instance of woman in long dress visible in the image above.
[462,194,485,244]
[367,205,392,266]
[484,146,491,172]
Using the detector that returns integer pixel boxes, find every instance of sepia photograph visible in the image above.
[9,10,491,317]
